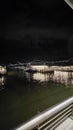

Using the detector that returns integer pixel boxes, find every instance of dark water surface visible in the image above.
[0,70,73,130]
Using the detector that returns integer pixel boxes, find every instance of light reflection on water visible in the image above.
[53,71,73,85]
[25,71,73,85]
[0,76,5,90]
[0,77,5,86]
[32,72,52,82]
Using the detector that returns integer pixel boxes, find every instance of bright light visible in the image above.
[31,65,49,72]
[0,66,6,75]
[33,73,49,82]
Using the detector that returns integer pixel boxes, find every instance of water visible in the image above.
[0,70,73,130]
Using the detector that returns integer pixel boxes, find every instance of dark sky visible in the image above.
[0,0,73,37]
[1,0,73,37]
[0,0,73,63]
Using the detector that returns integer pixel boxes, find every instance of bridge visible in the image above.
[7,58,73,73]
[7,58,73,67]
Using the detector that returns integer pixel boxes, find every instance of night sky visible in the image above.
[0,0,73,63]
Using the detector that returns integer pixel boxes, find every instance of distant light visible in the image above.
[64,0,73,9]
[31,65,49,72]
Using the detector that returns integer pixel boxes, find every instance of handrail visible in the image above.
[15,97,73,130]
[64,0,73,9]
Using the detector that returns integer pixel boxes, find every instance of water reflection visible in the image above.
[53,71,73,85]
[32,72,52,82]
[0,77,5,90]
[26,72,31,81]
[25,71,73,85]
[0,77,5,86]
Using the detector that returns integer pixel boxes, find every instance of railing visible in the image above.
[64,0,73,9]
[15,97,73,130]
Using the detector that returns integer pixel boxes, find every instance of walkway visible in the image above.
[55,117,73,130]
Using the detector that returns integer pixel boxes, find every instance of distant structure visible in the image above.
[64,0,73,9]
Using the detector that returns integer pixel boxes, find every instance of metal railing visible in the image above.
[64,0,73,9]
[15,97,73,130]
